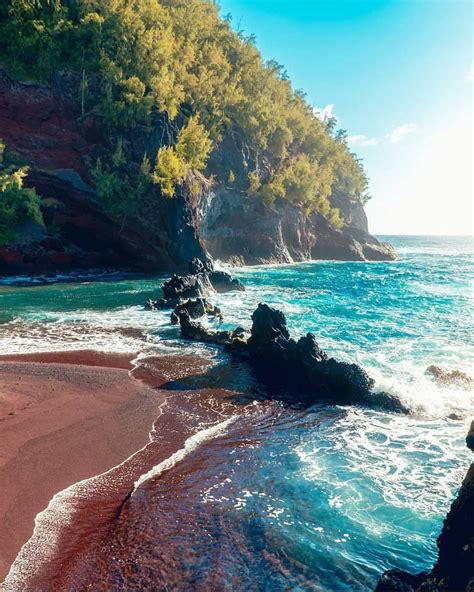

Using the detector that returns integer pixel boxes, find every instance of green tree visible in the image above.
[152,146,184,198]
[0,166,44,244]
[176,116,212,171]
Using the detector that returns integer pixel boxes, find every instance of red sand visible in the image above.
[0,351,165,581]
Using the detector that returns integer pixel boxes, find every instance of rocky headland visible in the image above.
[0,66,394,277]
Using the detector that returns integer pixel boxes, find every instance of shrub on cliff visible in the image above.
[0,159,44,245]
[0,0,368,227]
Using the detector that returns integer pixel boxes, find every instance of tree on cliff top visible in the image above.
[0,0,369,227]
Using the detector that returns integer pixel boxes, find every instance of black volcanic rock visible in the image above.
[467,421,474,452]
[161,272,214,304]
[375,429,474,592]
[157,258,244,307]
[188,257,213,275]
[171,298,223,325]
[177,310,232,345]
[247,304,406,412]
[173,300,407,413]
[209,270,245,293]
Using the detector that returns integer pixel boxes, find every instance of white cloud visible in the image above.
[347,134,379,146]
[385,123,418,144]
[313,104,336,122]
[467,61,474,82]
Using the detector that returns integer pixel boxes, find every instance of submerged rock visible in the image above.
[375,428,474,592]
[426,365,473,389]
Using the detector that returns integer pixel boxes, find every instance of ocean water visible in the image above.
[1,235,473,590]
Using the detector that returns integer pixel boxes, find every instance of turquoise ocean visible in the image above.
[1,235,472,590]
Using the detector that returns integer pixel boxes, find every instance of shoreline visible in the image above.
[0,349,240,589]
[0,350,175,582]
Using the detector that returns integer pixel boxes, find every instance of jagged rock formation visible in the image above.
[376,431,474,592]
[174,301,407,412]
[245,303,406,411]
[170,298,222,325]
[159,258,244,305]
[145,258,244,309]
[0,66,394,276]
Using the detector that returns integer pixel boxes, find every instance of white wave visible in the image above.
[0,442,152,592]
[133,415,238,493]
[295,408,472,522]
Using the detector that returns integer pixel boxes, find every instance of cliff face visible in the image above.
[199,188,394,265]
[376,430,474,592]
[0,67,393,276]
[0,68,206,274]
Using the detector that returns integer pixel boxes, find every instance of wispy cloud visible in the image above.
[348,123,418,148]
[314,103,418,148]
[313,104,337,122]
[385,123,418,144]
[347,134,379,147]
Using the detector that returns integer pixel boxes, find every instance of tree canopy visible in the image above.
[0,0,371,227]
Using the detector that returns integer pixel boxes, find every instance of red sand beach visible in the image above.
[0,351,165,581]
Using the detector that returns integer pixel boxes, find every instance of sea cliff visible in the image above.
[0,67,394,276]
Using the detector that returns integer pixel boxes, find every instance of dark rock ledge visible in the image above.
[145,257,245,310]
[375,424,474,592]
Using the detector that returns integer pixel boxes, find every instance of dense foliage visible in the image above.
[0,140,44,245]
[0,0,370,226]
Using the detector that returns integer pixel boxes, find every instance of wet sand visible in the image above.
[0,351,164,581]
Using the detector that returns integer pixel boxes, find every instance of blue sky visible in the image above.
[218,0,473,235]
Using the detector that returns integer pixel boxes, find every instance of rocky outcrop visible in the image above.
[174,301,407,413]
[199,188,395,265]
[426,365,473,390]
[0,68,206,275]
[245,304,406,411]
[146,258,244,308]
[376,431,474,592]
[170,298,222,325]
[177,310,234,345]
[467,421,474,452]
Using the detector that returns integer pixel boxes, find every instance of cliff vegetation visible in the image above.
[0,0,370,235]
